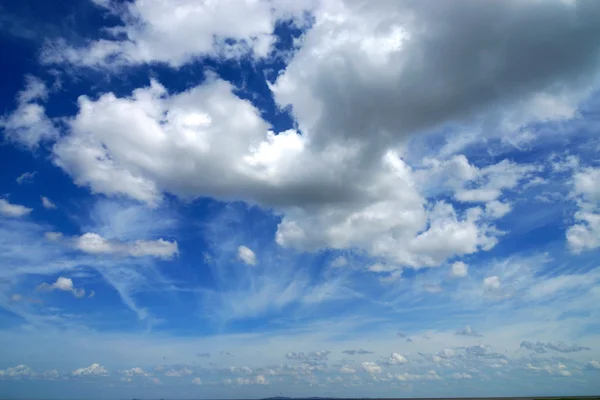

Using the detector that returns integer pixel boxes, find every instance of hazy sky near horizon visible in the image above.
[1,0,600,398]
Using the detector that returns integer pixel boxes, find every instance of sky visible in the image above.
[1,0,600,398]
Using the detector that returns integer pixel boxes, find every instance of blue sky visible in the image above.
[1,0,600,398]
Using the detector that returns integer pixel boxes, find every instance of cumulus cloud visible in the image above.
[455,326,483,337]
[72,363,107,376]
[192,377,202,385]
[451,261,469,278]
[387,352,409,365]
[41,196,57,210]
[37,277,86,298]
[74,232,178,259]
[237,245,257,266]
[586,360,600,370]
[483,276,502,291]
[567,167,600,252]
[0,75,58,148]
[164,367,192,377]
[339,366,357,374]
[450,372,473,379]
[361,362,382,374]
[41,0,312,68]
[120,367,150,379]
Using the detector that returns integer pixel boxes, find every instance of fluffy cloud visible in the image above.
[37,277,86,298]
[75,233,178,259]
[41,196,57,210]
[339,366,357,374]
[0,75,58,148]
[586,360,600,370]
[361,362,382,374]
[237,245,257,266]
[567,167,600,252]
[483,276,502,291]
[285,350,330,362]
[72,363,107,376]
[387,353,409,365]
[192,377,202,385]
[0,364,33,378]
[41,0,313,68]
[0,199,32,217]
[451,261,469,278]
[164,367,192,377]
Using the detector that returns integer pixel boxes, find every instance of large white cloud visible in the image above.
[40,0,315,68]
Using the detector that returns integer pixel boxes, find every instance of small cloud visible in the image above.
[75,232,178,259]
[361,362,382,374]
[0,198,32,217]
[88,290,95,298]
[483,275,502,290]
[339,366,356,374]
[16,171,37,185]
[285,350,330,361]
[330,256,348,267]
[396,332,406,338]
[41,196,57,210]
[197,352,210,358]
[164,367,192,377]
[10,294,22,303]
[37,277,86,298]
[237,245,257,265]
[343,349,372,356]
[450,372,472,379]
[387,352,408,365]
[585,360,600,370]
[220,351,233,356]
[451,261,468,278]
[192,377,202,385]
[72,363,107,376]
[44,232,63,241]
[455,326,483,337]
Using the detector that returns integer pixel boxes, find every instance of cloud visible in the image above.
[586,360,600,370]
[72,363,107,376]
[16,171,37,185]
[451,261,469,278]
[285,351,330,362]
[450,373,473,379]
[44,232,63,241]
[237,245,257,266]
[483,276,502,291]
[342,349,372,356]
[330,256,348,268]
[37,277,86,298]
[520,341,591,354]
[197,353,210,358]
[0,199,32,217]
[527,362,572,377]
[455,326,483,337]
[41,196,57,210]
[567,166,600,252]
[192,377,202,385]
[0,75,58,148]
[164,367,192,377]
[74,233,178,259]
[387,352,409,365]
[120,367,150,378]
[40,0,312,68]
[361,362,382,374]
[339,366,357,374]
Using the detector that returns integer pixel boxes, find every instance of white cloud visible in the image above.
[41,0,312,68]
[0,199,32,217]
[339,366,356,374]
[388,352,409,365]
[164,367,192,377]
[484,201,512,219]
[361,362,382,374]
[330,256,348,268]
[192,377,202,385]
[455,326,483,337]
[37,277,86,298]
[237,245,257,266]
[75,233,178,259]
[0,364,33,378]
[451,261,468,278]
[41,196,57,210]
[0,75,58,148]
[72,363,107,376]
[586,360,600,370]
[16,171,37,185]
[450,372,473,379]
[567,166,600,252]
[395,371,441,382]
[483,276,502,291]
[44,232,63,241]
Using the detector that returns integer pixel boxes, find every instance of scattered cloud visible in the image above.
[41,196,57,210]
[455,326,483,337]
[16,171,37,185]
[237,245,257,266]
[72,363,107,376]
[0,198,32,217]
